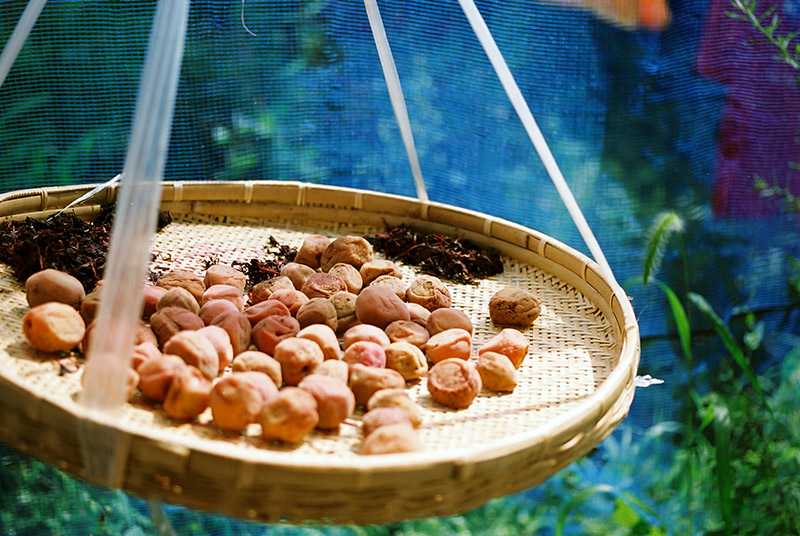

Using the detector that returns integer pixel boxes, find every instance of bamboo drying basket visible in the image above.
[0,181,639,525]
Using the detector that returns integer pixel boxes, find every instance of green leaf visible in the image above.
[743,321,764,351]
[697,399,716,432]
[777,32,798,48]
[770,12,780,25]
[654,280,693,366]
[555,484,618,536]
[759,6,777,23]
[687,293,764,399]
[617,491,667,529]
[613,497,642,528]
[725,11,747,21]
[642,212,684,286]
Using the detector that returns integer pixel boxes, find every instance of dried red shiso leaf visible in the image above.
[231,236,297,289]
[0,205,172,292]
[366,224,504,284]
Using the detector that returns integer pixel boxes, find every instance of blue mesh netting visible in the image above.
[1,1,799,534]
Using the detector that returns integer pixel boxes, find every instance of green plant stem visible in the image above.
[678,232,694,536]
[729,0,800,71]
[652,279,695,534]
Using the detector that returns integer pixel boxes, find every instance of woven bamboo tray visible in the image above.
[0,181,639,525]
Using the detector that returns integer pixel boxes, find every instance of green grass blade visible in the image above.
[714,402,733,536]
[643,212,684,286]
[653,278,696,533]
[653,280,693,364]
[555,484,666,536]
[687,293,765,400]
[555,484,616,536]
[617,491,669,529]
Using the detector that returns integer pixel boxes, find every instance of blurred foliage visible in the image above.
[0,1,146,189]
[0,1,341,189]
[754,176,800,212]
[173,0,340,183]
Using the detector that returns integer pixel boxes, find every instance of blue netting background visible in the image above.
[1,0,799,534]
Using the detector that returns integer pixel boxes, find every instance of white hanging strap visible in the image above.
[364,0,428,202]
[55,174,121,216]
[77,0,191,485]
[0,0,48,88]
[456,0,615,282]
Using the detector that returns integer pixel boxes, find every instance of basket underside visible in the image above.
[0,181,639,524]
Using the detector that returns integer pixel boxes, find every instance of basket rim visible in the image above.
[0,180,640,522]
[0,180,639,467]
